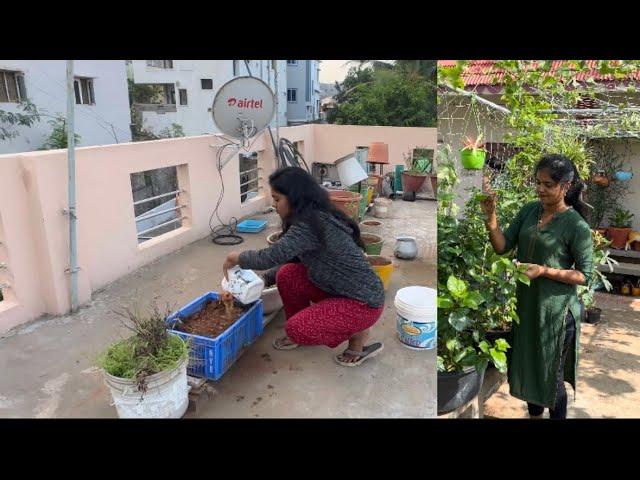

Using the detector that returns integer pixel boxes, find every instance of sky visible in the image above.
[319,60,352,84]
[319,60,396,84]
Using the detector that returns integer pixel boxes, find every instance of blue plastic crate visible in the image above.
[236,219,268,233]
[166,292,264,381]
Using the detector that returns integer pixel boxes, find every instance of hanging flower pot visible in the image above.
[614,171,633,181]
[460,135,487,170]
[460,149,487,170]
[592,175,610,187]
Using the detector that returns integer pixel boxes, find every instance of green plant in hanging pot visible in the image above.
[460,134,487,170]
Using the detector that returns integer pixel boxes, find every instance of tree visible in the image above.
[127,78,164,105]
[0,100,41,141]
[328,61,437,127]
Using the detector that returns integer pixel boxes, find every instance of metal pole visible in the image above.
[66,60,78,312]
[273,60,280,144]
[441,82,511,115]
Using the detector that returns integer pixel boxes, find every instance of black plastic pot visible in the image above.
[585,307,602,325]
[402,190,416,202]
[437,366,486,415]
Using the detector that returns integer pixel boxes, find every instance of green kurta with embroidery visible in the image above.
[503,201,593,408]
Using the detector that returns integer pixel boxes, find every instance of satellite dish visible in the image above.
[212,76,275,140]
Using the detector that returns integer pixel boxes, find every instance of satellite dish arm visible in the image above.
[219,143,241,170]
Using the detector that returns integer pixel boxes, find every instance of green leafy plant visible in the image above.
[437,152,529,374]
[328,64,436,127]
[461,134,486,153]
[437,59,640,376]
[158,123,185,138]
[40,114,81,150]
[0,100,41,141]
[578,230,617,309]
[586,140,632,229]
[98,303,188,392]
[403,148,433,176]
[608,208,634,228]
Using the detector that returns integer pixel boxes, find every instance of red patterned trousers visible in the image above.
[276,263,384,348]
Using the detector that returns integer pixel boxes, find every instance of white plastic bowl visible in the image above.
[261,286,284,315]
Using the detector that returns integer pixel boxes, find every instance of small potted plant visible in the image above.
[98,303,190,419]
[607,208,634,249]
[460,134,487,170]
[400,149,429,201]
[579,230,617,324]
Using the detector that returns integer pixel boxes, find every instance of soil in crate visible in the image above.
[175,298,247,338]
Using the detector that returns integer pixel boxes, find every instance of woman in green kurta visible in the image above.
[480,154,593,419]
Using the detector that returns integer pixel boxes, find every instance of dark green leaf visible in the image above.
[448,310,472,332]
[437,297,454,309]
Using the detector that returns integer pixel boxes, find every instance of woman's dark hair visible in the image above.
[269,167,365,249]
[534,153,587,219]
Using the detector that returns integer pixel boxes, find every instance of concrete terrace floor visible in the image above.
[484,293,640,419]
[0,198,437,418]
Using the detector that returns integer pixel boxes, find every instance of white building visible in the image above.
[0,60,132,154]
[286,60,321,125]
[130,60,289,137]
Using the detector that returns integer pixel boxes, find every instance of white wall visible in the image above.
[131,60,288,137]
[142,110,178,134]
[0,60,132,154]
[606,139,640,230]
[286,60,321,124]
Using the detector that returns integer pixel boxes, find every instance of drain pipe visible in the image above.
[66,60,78,312]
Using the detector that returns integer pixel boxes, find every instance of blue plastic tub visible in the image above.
[236,219,268,233]
[166,292,264,381]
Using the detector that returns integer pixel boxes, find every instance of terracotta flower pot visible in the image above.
[328,190,361,220]
[593,175,610,187]
[360,220,383,235]
[607,227,632,249]
[401,171,427,193]
[429,174,437,197]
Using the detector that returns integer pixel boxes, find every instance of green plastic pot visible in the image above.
[460,149,486,170]
[361,233,384,255]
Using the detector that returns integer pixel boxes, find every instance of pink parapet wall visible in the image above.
[0,124,435,333]
[312,124,438,168]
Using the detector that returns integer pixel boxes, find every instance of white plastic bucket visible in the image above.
[104,356,189,419]
[395,286,436,350]
[336,155,368,187]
